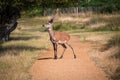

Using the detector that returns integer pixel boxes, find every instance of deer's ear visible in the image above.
[49,18,54,23]
[49,16,55,23]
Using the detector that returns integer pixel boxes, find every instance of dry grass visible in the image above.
[34,13,120,31]
[0,18,51,80]
[90,47,120,80]
[72,31,119,44]
[0,13,120,80]
[88,33,120,80]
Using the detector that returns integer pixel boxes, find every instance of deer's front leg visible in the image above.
[52,43,57,59]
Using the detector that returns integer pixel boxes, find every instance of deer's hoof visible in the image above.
[54,56,57,59]
[59,55,63,59]
[74,55,77,59]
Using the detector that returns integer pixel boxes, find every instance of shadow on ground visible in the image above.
[10,36,41,41]
[37,57,53,60]
[0,45,48,56]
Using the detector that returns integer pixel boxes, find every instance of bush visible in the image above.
[54,23,80,31]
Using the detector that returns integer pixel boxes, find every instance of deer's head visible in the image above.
[43,16,54,30]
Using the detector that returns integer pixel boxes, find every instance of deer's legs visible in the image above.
[52,43,58,59]
[59,44,67,59]
[66,43,76,58]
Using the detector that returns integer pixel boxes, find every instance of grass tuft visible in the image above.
[90,33,120,80]
[101,34,120,51]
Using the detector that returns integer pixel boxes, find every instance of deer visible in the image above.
[42,16,76,59]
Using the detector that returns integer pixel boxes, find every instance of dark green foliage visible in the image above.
[0,42,3,50]
[81,0,120,13]
[1,0,120,17]
[22,8,43,17]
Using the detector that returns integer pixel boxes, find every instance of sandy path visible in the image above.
[29,36,108,80]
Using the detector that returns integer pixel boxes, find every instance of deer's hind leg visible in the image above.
[66,43,76,58]
[59,43,67,59]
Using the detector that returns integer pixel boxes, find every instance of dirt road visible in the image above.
[29,36,108,80]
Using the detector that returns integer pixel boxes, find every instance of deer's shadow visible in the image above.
[37,57,53,60]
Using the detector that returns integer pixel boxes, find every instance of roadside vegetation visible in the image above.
[0,13,120,80]
[1,0,120,80]
[98,34,120,80]
[0,19,50,80]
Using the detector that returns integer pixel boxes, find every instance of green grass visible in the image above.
[54,23,80,31]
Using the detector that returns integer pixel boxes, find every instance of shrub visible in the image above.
[54,23,79,31]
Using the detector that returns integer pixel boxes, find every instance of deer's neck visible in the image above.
[48,27,55,40]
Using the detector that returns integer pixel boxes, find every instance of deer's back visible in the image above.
[54,31,70,42]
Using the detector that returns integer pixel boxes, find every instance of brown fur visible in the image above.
[53,31,70,42]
